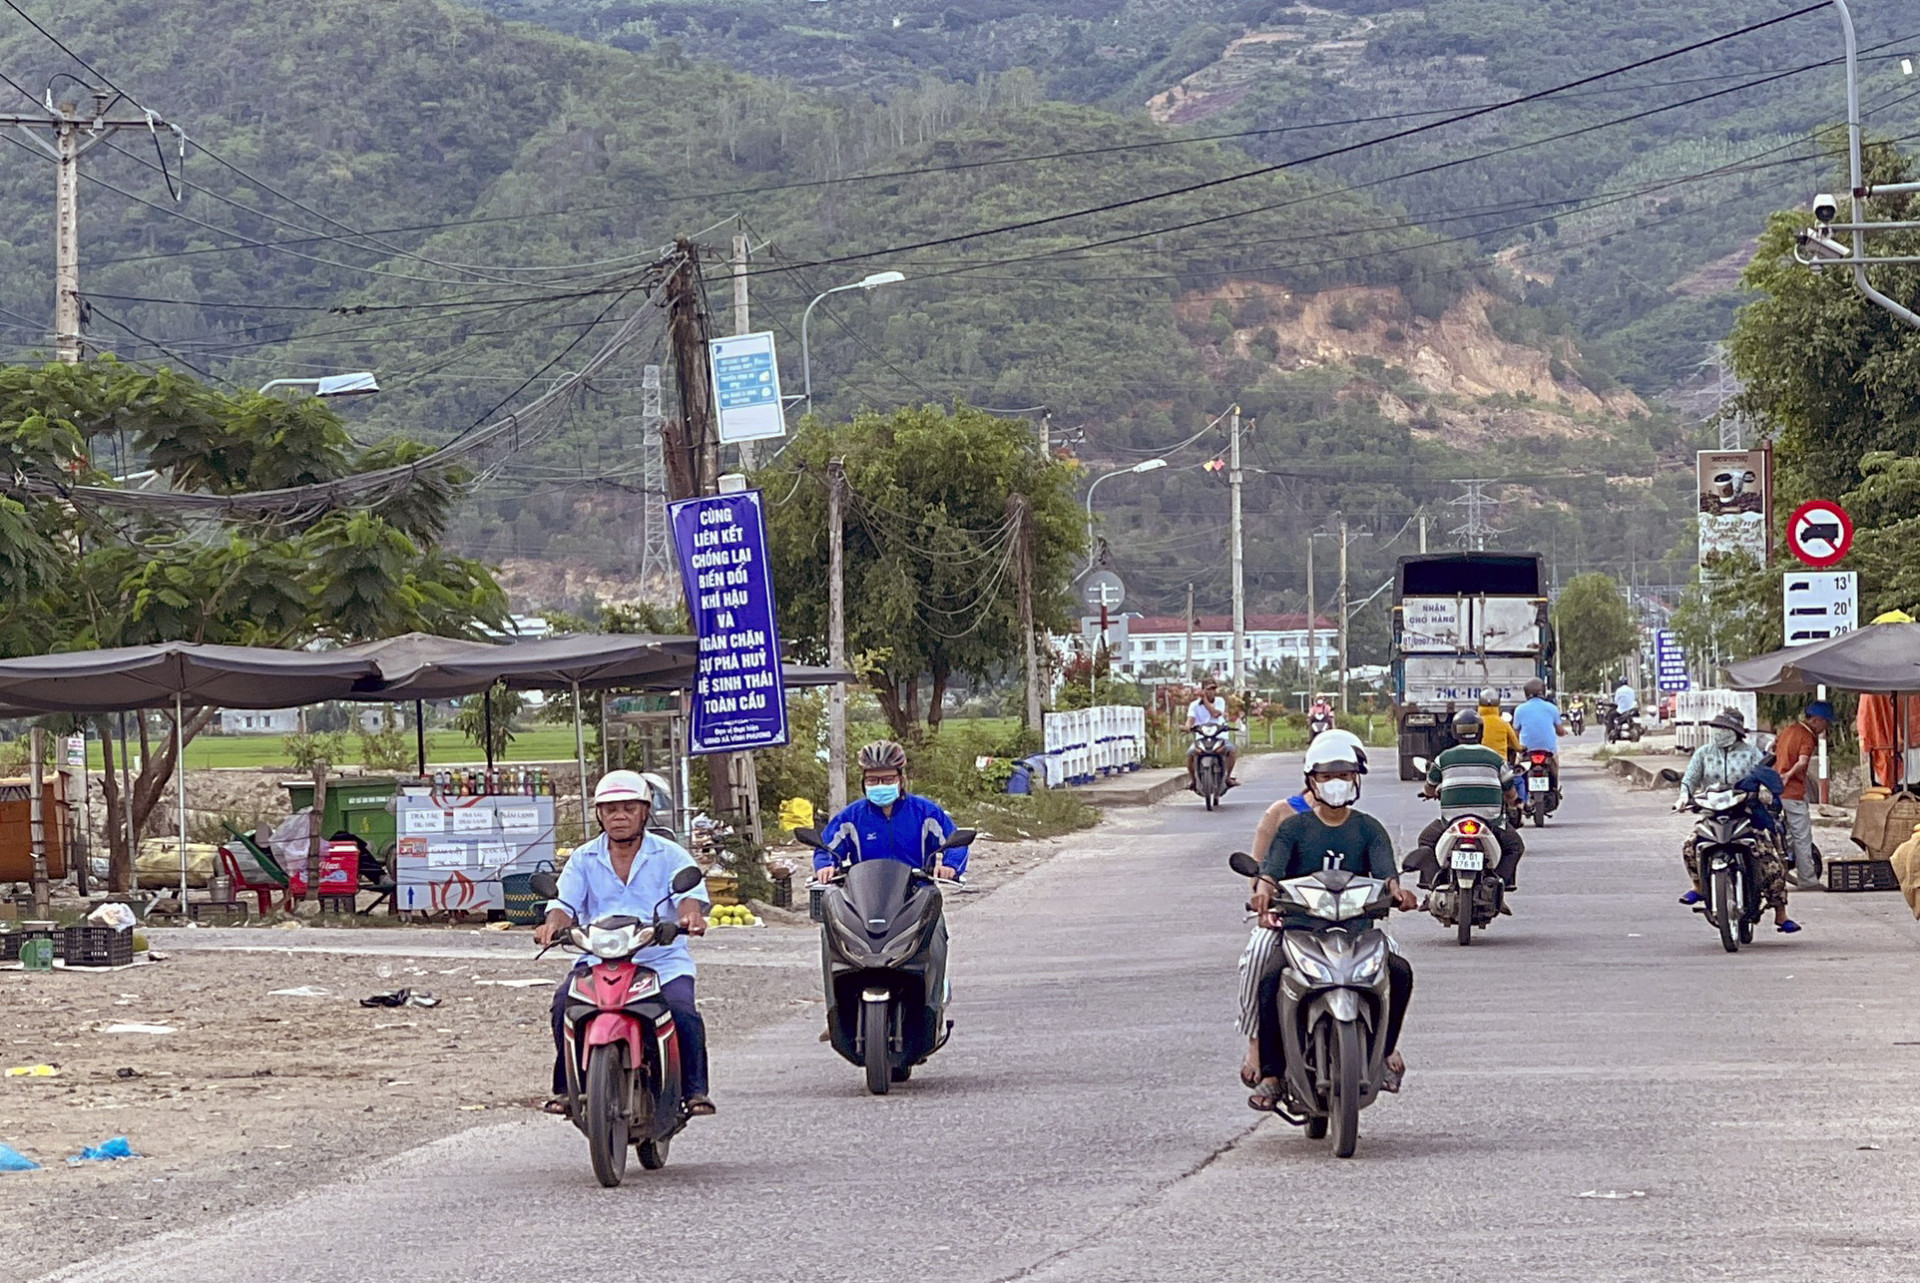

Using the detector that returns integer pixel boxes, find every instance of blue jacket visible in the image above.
[819,793,968,877]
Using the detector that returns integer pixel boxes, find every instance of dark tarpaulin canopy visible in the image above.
[335,631,699,700]
[1724,623,1920,694]
[0,641,379,714]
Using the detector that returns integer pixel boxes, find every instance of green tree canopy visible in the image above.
[1554,572,1638,690]
[760,404,1082,737]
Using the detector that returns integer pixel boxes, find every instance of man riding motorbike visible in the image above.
[1185,678,1240,791]
[1611,679,1638,739]
[1244,735,1417,1114]
[1512,677,1567,811]
[1404,709,1526,892]
[537,770,714,1118]
[1674,709,1801,933]
[816,739,969,884]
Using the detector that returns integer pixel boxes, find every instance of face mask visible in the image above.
[865,783,901,806]
[1709,728,1736,749]
[1312,777,1358,808]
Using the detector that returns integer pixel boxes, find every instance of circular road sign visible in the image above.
[1081,569,1127,612]
[1786,499,1854,568]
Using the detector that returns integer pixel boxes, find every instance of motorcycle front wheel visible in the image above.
[862,996,891,1096]
[1712,867,1739,954]
[584,1045,630,1187]
[1330,1020,1362,1158]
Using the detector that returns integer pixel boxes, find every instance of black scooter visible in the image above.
[795,826,974,1095]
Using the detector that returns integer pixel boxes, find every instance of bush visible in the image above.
[284,731,347,770]
[359,707,413,772]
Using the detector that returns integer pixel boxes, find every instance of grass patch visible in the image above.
[959,785,1099,843]
[91,726,592,771]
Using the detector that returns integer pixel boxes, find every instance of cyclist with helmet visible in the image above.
[1244,734,1417,1113]
[1512,677,1568,812]
[1474,688,1521,764]
[536,769,715,1117]
[1403,709,1526,891]
[815,740,970,883]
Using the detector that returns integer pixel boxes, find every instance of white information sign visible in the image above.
[65,734,85,767]
[451,806,495,834]
[709,331,787,443]
[1783,571,1857,647]
[426,842,467,869]
[1400,597,1465,652]
[403,808,447,834]
[496,806,540,833]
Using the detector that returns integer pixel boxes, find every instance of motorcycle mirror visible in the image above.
[792,826,829,851]
[528,872,561,901]
[1411,756,1429,773]
[1227,851,1261,878]
[670,865,705,895]
[942,828,977,850]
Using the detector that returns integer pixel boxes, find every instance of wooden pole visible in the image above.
[827,458,848,812]
[28,726,48,916]
[414,699,427,777]
[174,696,189,907]
[1010,494,1042,731]
[305,761,328,909]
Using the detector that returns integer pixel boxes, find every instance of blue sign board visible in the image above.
[670,490,790,754]
[708,331,786,443]
[1654,629,1690,692]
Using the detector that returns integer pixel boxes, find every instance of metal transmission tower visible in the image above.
[1707,346,1749,450]
[1447,479,1502,550]
[638,364,673,600]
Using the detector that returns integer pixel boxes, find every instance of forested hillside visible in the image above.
[0,0,1724,641]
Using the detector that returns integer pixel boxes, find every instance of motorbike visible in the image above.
[1308,703,1335,737]
[1192,722,1237,810]
[796,825,975,1095]
[530,865,704,1187]
[1605,706,1643,744]
[1412,758,1506,945]
[1522,749,1555,827]
[1228,851,1395,1158]
[1685,790,1765,953]
[1568,703,1586,737]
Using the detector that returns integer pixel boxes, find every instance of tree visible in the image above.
[455,684,523,762]
[761,404,1082,739]
[1553,572,1638,690]
[0,360,508,890]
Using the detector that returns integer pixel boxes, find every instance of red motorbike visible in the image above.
[532,865,702,1187]
[1522,750,1556,828]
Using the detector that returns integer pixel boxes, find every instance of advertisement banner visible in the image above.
[1696,448,1771,571]
[1654,629,1691,692]
[670,490,790,754]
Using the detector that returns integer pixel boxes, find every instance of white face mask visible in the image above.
[1710,727,1737,749]
[1312,777,1359,808]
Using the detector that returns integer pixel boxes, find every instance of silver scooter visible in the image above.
[1229,852,1395,1158]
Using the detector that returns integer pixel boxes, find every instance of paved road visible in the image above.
[41,748,1920,1282]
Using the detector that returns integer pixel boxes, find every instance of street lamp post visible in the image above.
[1084,458,1167,550]
[801,271,906,413]
[257,372,381,398]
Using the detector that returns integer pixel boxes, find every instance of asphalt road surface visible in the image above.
[40,747,1920,1282]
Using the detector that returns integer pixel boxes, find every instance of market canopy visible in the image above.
[0,641,379,713]
[1725,623,1920,694]
[336,632,701,699]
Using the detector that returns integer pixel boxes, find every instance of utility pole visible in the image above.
[1338,515,1352,715]
[1418,513,1429,554]
[731,229,757,471]
[1009,494,1042,730]
[2,94,185,363]
[27,727,47,915]
[827,458,849,812]
[638,364,671,600]
[1305,535,1317,704]
[1228,405,1246,689]
[1184,583,1196,683]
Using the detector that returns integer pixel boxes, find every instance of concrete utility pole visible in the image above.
[1184,583,1196,682]
[827,458,849,812]
[1418,513,1429,555]
[1009,494,1042,731]
[1228,405,1246,688]
[1338,515,1352,715]
[1305,535,1317,698]
[638,364,671,599]
[731,229,756,471]
[2,94,185,363]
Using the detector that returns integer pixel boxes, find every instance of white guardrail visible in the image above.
[1672,689,1759,752]
[1041,706,1147,786]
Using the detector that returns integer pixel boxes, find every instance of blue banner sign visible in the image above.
[1654,629,1691,693]
[669,490,790,754]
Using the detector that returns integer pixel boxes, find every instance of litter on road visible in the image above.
[268,986,332,997]
[68,1138,138,1164]
[0,1143,40,1172]
[5,1065,59,1078]
[102,1024,175,1036]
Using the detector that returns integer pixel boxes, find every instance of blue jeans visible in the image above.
[550,965,708,1098]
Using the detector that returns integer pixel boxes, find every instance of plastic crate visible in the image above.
[1827,859,1901,893]
[60,925,134,968]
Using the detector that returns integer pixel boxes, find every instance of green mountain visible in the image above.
[0,0,1710,642]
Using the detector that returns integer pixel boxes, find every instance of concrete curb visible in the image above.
[1070,769,1191,808]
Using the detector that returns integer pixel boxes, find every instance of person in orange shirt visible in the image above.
[1773,701,1830,887]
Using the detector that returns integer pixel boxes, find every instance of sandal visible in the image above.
[684,1094,717,1117]
[1248,1077,1285,1113]
[541,1097,571,1117]
[1381,1052,1406,1094]
[1239,1060,1260,1089]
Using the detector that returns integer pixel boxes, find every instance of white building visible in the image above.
[219,709,301,735]
[1070,612,1338,678]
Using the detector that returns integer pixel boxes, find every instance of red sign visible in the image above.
[1786,499,1853,568]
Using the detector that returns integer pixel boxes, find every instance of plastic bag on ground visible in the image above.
[68,1137,138,1163]
[0,1143,40,1172]
[86,903,137,930]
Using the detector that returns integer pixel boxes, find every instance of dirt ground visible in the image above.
[0,833,1065,1280]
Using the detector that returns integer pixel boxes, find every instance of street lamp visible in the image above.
[257,372,381,398]
[801,271,906,412]
[1084,457,1167,549]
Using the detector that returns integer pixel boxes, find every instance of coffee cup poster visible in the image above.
[1696,448,1771,570]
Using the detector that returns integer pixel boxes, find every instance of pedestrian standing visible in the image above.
[1773,700,1832,888]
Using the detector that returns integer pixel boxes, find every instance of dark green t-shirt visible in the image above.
[1427,743,1510,813]
[1260,809,1398,883]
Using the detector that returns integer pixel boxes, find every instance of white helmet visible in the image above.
[1304,729,1367,777]
[592,769,668,807]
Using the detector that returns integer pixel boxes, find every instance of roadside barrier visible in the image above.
[1042,706,1146,785]
[1673,689,1758,751]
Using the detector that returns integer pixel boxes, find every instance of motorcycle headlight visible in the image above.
[1287,885,1339,921]
[1336,886,1376,920]
[1282,936,1336,984]
[1352,948,1385,983]
[586,924,651,958]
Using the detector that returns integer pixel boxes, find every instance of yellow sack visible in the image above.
[778,797,816,833]
[1891,826,1920,919]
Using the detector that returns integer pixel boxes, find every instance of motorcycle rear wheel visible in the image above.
[584,1045,630,1188]
[862,997,891,1096]
[1456,896,1473,946]
[1330,1021,1362,1158]
[1713,868,1739,954]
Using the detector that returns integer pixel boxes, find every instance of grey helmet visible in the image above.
[1524,677,1546,699]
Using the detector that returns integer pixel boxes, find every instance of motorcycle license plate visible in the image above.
[1449,849,1485,871]
[1530,773,1549,786]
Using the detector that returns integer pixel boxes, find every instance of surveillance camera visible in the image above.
[1813,192,1839,224]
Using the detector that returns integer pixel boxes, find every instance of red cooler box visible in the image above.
[286,840,359,896]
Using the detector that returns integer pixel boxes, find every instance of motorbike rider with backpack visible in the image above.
[1244,734,1417,1113]
[1403,709,1526,892]
[1185,678,1240,792]
[536,770,714,1118]
[1674,709,1800,933]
